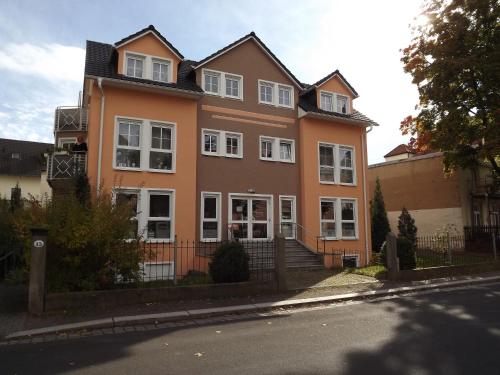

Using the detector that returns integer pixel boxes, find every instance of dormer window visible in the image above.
[152,59,170,83]
[126,54,144,78]
[336,95,349,114]
[320,91,350,114]
[320,92,334,112]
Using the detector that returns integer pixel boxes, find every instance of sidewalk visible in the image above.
[3,271,500,343]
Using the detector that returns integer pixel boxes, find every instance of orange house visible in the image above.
[48,25,378,272]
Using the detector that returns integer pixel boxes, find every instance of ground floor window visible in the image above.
[147,192,173,240]
[115,189,140,239]
[201,192,221,241]
[320,197,358,240]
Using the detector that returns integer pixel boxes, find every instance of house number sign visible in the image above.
[34,240,45,248]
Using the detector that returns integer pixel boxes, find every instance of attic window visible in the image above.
[11,153,20,159]
[336,95,349,114]
[126,54,144,78]
[152,59,170,83]
[320,92,334,112]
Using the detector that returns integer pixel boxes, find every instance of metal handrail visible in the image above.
[275,222,326,252]
[54,106,88,132]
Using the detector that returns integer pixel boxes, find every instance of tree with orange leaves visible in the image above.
[401,0,499,174]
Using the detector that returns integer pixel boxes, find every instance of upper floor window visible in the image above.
[152,59,170,83]
[259,136,295,163]
[258,80,294,109]
[126,54,144,78]
[202,69,242,100]
[202,129,243,158]
[336,94,349,114]
[319,91,350,114]
[318,143,356,185]
[114,118,176,173]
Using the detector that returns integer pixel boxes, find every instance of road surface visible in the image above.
[2,282,500,374]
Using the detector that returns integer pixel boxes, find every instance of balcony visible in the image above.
[47,153,87,181]
[54,106,88,132]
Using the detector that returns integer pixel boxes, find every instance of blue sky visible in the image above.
[0,0,423,163]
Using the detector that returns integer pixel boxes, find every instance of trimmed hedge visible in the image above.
[209,241,250,283]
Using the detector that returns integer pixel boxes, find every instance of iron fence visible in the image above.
[0,245,23,280]
[415,235,496,268]
[47,153,87,180]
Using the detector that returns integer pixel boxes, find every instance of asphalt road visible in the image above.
[2,282,500,375]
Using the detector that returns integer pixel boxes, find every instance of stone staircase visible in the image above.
[285,240,324,271]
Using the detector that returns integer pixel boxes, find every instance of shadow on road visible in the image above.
[342,283,500,375]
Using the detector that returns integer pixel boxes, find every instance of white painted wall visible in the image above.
[0,174,51,201]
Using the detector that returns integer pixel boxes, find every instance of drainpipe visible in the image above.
[362,125,373,265]
[96,78,105,196]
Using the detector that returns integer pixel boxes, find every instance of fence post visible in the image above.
[173,235,178,285]
[492,233,498,261]
[28,227,48,316]
[446,233,452,265]
[386,233,399,280]
[275,233,287,292]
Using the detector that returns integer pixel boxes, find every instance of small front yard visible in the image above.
[286,268,380,290]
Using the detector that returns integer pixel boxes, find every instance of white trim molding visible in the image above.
[258,79,294,109]
[319,90,351,115]
[123,50,174,83]
[318,141,356,186]
[200,191,222,242]
[201,128,243,159]
[259,136,295,163]
[201,68,243,100]
[319,196,359,241]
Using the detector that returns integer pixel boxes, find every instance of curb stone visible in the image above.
[5,274,500,341]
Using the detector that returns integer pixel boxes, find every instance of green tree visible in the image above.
[370,177,391,252]
[397,207,418,246]
[401,0,500,174]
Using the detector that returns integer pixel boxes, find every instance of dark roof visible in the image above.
[115,25,184,59]
[194,32,303,88]
[0,138,52,177]
[307,70,359,97]
[298,89,379,126]
[384,144,416,158]
[84,41,203,93]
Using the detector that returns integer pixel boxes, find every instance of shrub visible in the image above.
[380,237,416,270]
[398,207,417,246]
[370,177,391,252]
[209,242,250,283]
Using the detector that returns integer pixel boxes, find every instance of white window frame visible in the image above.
[148,122,175,173]
[57,137,77,151]
[202,69,243,100]
[113,188,141,240]
[201,128,243,158]
[152,58,172,83]
[200,192,222,242]
[318,142,356,186]
[113,116,177,173]
[319,197,358,241]
[336,94,350,114]
[259,136,295,163]
[318,142,336,184]
[125,53,145,79]
[319,90,351,114]
[279,195,296,240]
[320,198,337,240]
[145,189,175,242]
[227,193,274,241]
[123,51,174,83]
[339,145,356,186]
[114,118,143,171]
[340,198,358,240]
[258,80,294,109]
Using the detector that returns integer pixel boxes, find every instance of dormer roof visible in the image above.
[304,69,359,98]
[114,25,184,60]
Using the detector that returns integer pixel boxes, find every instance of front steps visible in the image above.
[285,240,324,271]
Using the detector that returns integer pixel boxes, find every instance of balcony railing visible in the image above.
[54,106,88,132]
[47,153,87,180]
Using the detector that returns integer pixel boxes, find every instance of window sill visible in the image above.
[145,238,174,243]
[320,237,338,241]
[339,183,357,187]
[225,154,243,159]
[114,166,142,172]
[319,180,336,185]
[200,238,221,243]
[201,152,220,157]
[146,168,176,174]
[258,101,294,110]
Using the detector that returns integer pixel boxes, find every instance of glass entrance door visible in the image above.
[279,196,296,239]
[230,196,271,240]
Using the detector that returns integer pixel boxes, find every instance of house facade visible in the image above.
[48,26,377,267]
[368,146,499,237]
[0,138,52,201]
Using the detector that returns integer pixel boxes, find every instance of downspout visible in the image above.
[362,125,373,265]
[96,78,105,196]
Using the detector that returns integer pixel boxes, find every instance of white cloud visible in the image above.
[0,43,85,82]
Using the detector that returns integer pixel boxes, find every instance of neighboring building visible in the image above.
[47,25,378,267]
[368,147,499,237]
[383,144,416,162]
[0,138,52,200]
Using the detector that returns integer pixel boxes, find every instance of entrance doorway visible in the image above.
[229,195,273,240]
